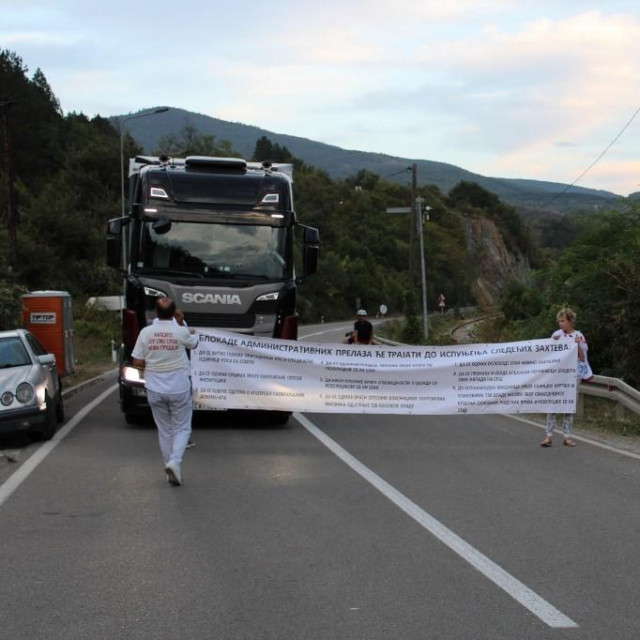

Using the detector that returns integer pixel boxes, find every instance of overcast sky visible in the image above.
[3,0,640,195]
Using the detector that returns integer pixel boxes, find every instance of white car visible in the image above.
[0,329,64,440]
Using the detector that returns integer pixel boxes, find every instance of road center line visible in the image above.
[0,384,118,510]
[294,412,579,629]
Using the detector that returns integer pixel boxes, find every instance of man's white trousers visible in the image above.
[147,388,193,466]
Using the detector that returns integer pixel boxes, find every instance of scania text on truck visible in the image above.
[106,155,319,423]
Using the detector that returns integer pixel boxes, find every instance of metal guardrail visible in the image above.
[580,375,640,417]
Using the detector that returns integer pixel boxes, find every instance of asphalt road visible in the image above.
[1,321,639,639]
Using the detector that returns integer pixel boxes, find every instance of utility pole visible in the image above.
[0,99,17,270]
[409,163,417,289]
[415,197,429,339]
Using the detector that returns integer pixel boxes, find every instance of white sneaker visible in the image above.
[165,462,182,486]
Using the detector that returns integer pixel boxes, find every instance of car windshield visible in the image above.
[0,337,31,368]
[136,221,288,280]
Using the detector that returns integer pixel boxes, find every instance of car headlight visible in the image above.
[1,391,13,406]
[16,382,35,404]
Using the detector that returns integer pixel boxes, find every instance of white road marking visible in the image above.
[300,321,384,341]
[0,384,118,510]
[299,324,353,340]
[294,412,579,629]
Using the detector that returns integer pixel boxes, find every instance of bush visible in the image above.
[73,302,121,343]
[401,291,424,344]
[0,275,26,330]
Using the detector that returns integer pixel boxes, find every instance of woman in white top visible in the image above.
[540,307,592,448]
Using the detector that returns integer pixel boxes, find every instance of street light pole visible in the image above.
[118,107,169,216]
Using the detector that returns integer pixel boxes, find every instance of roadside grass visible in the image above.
[574,395,640,437]
[63,304,120,389]
[379,308,483,345]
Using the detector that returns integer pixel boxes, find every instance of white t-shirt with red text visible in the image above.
[132,320,199,393]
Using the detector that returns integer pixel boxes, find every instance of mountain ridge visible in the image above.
[116,107,622,214]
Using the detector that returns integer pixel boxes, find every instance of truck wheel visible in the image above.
[124,411,145,425]
[32,393,57,441]
[265,411,291,426]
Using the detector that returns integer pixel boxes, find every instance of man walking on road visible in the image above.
[132,297,199,486]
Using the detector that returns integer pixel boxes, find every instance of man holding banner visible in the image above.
[132,297,199,486]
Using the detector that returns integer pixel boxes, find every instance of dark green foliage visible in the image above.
[501,280,545,322]
[293,162,479,323]
[74,302,122,342]
[0,51,122,298]
[537,215,583,250]
[0,51,64,183]
[496,205,640,387]
[0,254,25,329]
[401,291,424,344]
[252,136,298,164]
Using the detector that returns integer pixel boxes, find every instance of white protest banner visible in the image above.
[191,329,578,415]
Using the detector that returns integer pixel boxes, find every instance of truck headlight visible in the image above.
[256,292,279,302]
[122,366,144,383]
[144,286,167,298]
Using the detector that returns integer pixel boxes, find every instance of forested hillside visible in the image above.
[3,48,640,386]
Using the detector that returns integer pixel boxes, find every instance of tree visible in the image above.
[155,121,235,157]
[252,136,296,163]
[0,251,24,329]
[402,291,423,344]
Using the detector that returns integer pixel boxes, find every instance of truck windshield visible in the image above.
[136,221,288,279]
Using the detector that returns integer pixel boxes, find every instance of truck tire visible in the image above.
[125,411,145,425]
[263,410,291,426]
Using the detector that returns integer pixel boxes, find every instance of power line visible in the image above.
[529,104,640,214]
[381,166,412,181]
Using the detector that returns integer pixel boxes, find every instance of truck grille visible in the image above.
[183,312,255,329]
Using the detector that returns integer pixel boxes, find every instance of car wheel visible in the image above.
[55,385,65,423]
[32,393,57,441]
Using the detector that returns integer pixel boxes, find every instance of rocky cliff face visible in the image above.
[461,214,530,307]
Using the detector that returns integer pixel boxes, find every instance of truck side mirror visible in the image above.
[300,225,319,277]
[106,216,130,270]
[152,218,172,235]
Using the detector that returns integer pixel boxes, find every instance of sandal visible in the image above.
[540,436,553,447]
[563,438,577,447]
